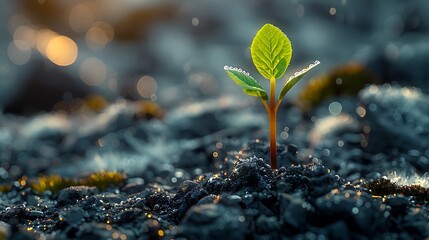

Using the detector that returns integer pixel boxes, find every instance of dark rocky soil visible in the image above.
[1,84,429,239]
[1,153,428,240]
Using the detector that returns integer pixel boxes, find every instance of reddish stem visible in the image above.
[269,77,277,169]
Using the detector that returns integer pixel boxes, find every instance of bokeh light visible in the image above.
[13,26,37,48]
[328,101,342,115]
[80,57,108,86]
[36,28,58,55]
[45,35,78,66]
[85,21,115,51]
[7,40,31,65]
[69,3,95,33]
[137,75,158,98]
[8,14,28,33]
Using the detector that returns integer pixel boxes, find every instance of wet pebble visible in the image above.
[177,204,247,240]
[116,208,143,224]
[57,186,98,207]
[121,178,145,195]
[27,210,44,219]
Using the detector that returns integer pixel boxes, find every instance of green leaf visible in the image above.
[250,24,292,80]
[243,89,268,101]
[278,60,320,100]
[224,66,268,101]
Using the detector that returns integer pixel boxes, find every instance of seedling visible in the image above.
[224,23,320,169]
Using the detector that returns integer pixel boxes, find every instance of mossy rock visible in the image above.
[297,63,380,112]
[31,171,126,194]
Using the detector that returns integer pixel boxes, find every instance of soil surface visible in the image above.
[1,84,429,240]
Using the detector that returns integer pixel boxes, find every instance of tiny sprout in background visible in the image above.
[224,23,320,169]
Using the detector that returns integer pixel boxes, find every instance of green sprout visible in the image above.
[224,23,320,169]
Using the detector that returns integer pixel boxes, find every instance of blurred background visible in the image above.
[2,0,429,114]
[1,0,429,181]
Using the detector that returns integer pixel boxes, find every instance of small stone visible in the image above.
[222,195,242,205]
[196,195,215,205]
[122,182,145,195]
[97,193,125,203]
[178,180,199,193]
[27,210,44,219]
[177,204,246,240]
[57,186,98,207]
[116,208,142,224]
[122,178,145,195]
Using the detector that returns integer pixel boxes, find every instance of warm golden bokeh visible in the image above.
[36,28,58,55]
[45,35,78,66]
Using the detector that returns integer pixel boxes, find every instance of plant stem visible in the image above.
[269,77,277,169]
